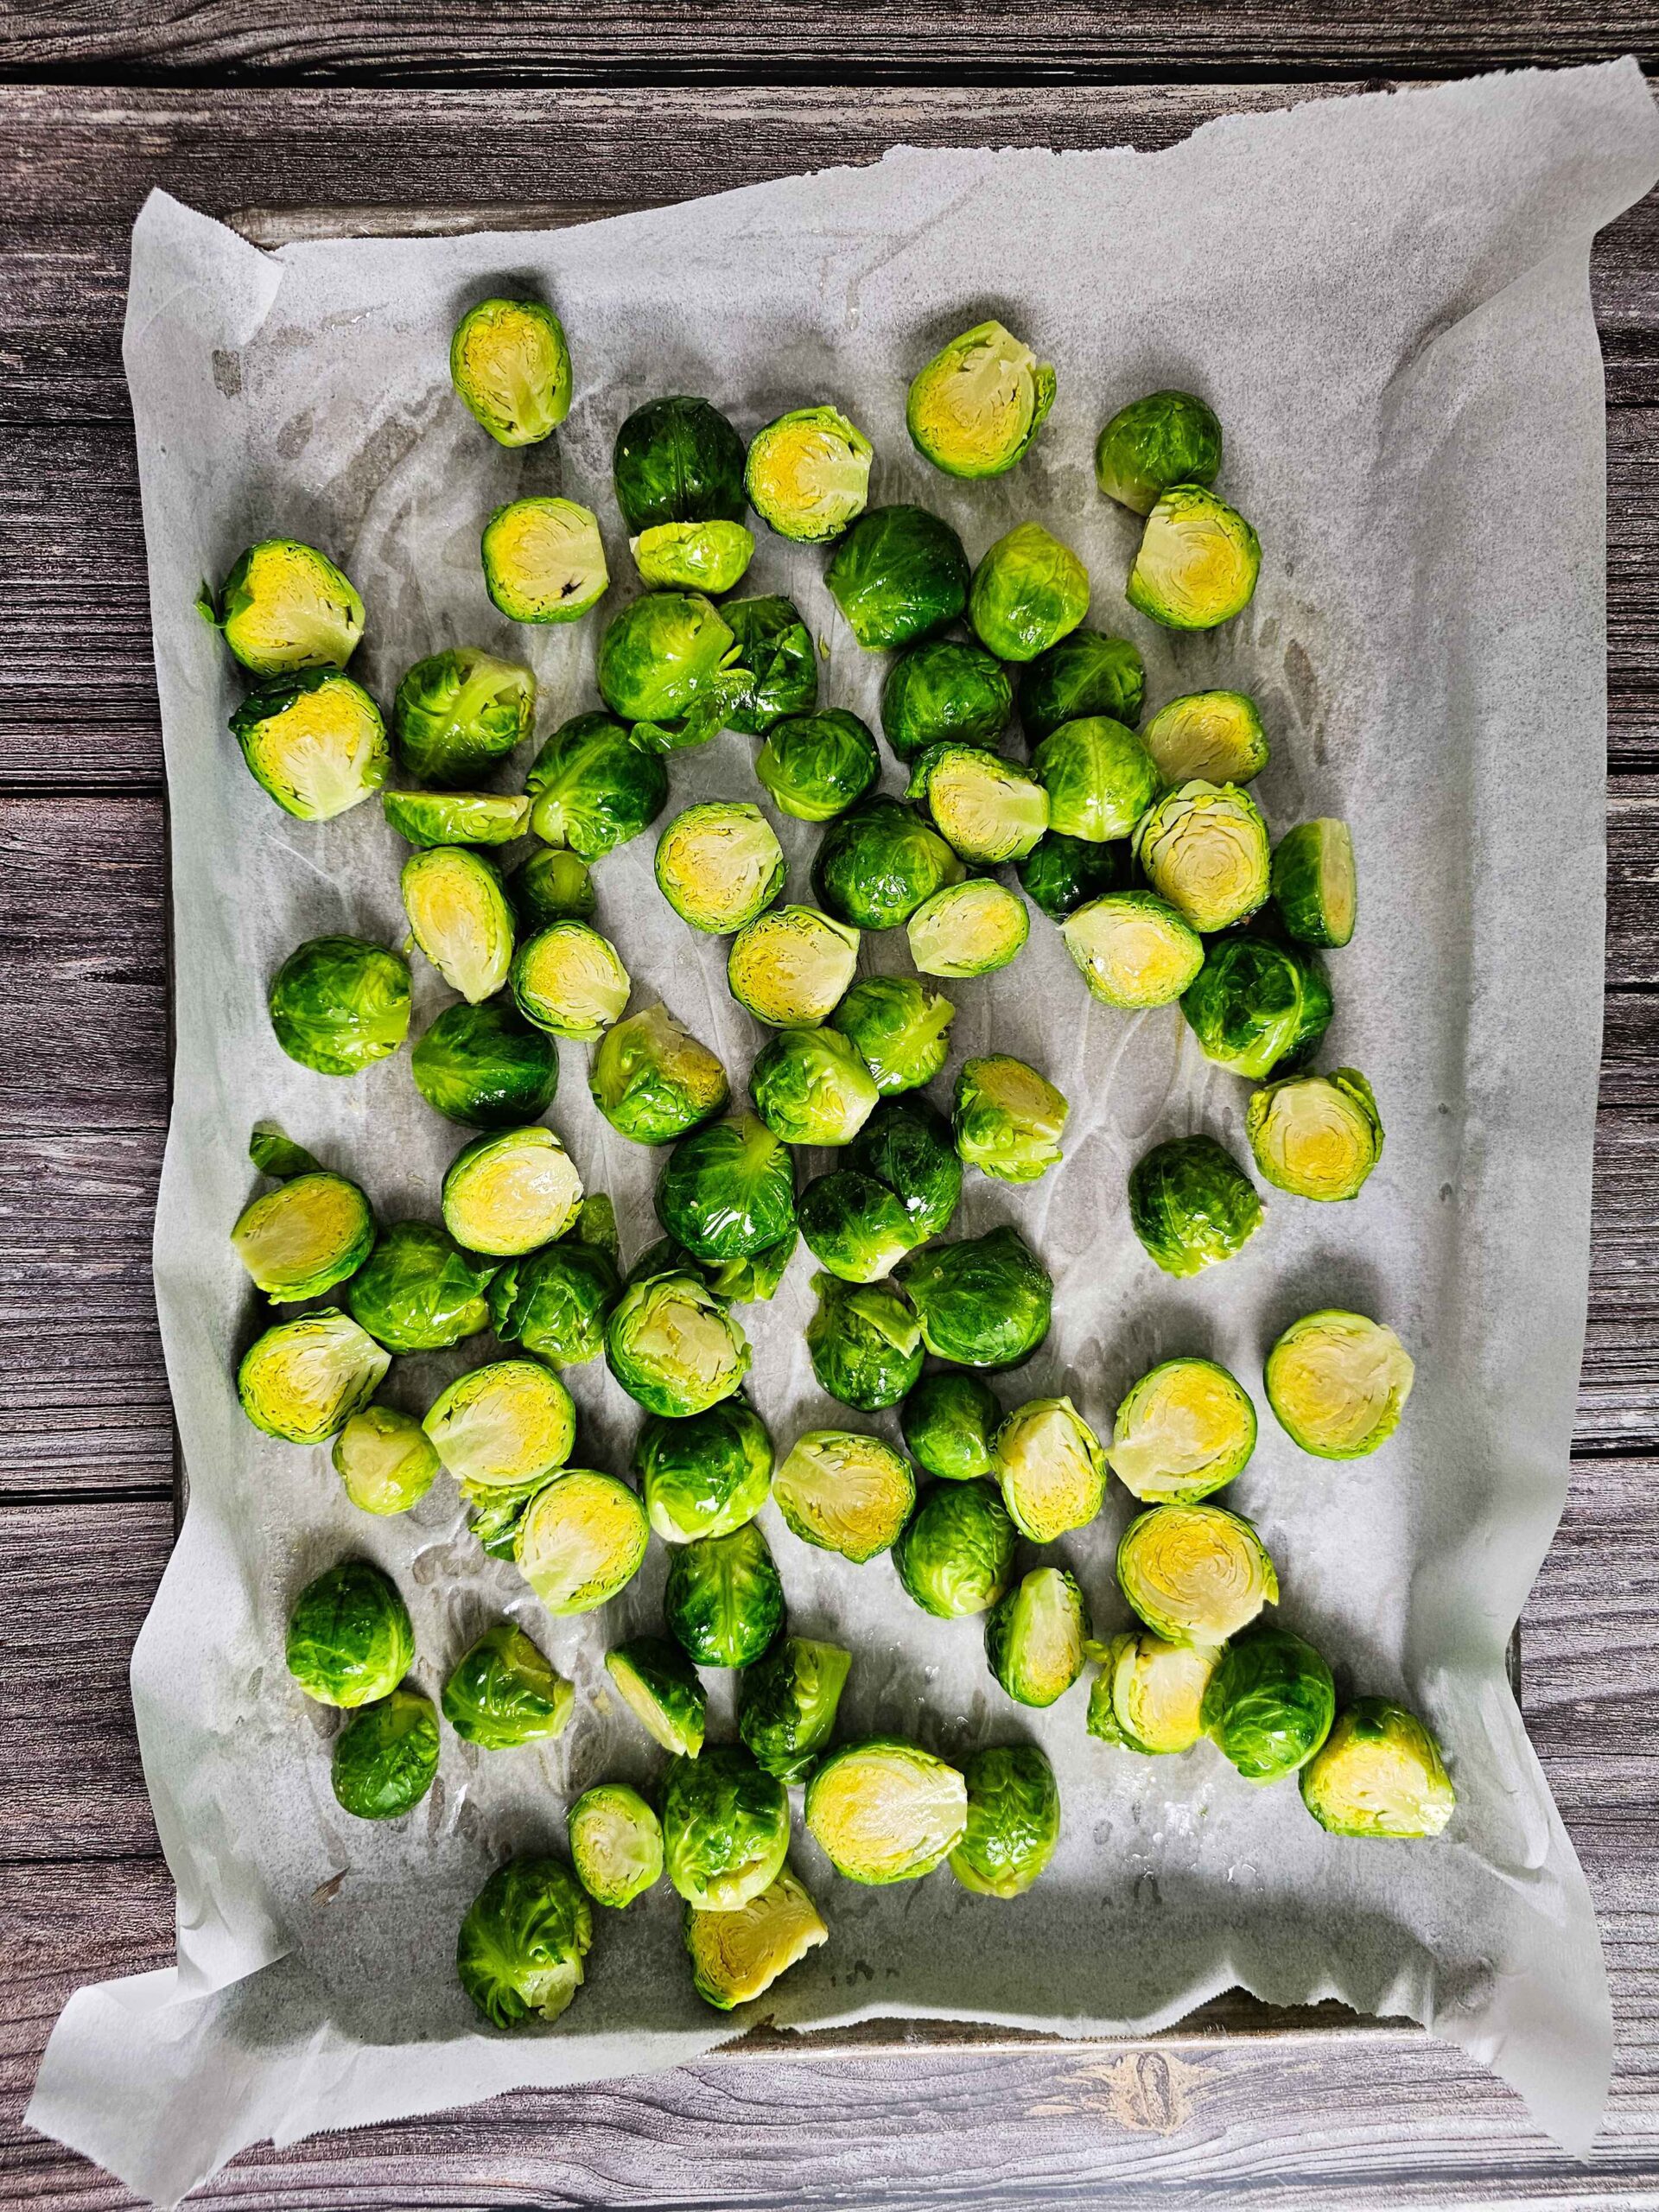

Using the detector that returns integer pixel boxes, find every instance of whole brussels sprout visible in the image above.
[805,1738,967,1884]
[949,1743,1061,1897]
[830,976,956,1097]
[1128,1135,1264,1277]
[806,1273,923,1411]
[908,746,1049,864]
[738,1636,852,1782]
[232,1170,373,1300]
[488,1238,620,1368]
[825,505,969,651]
[636,1396,773,1543]
[268,936,410,1077]
[606,1635,706,1758]
[238,1310,390,1443]
[384,789,531,849]
[346,1221,493,1353]
[411,996,559,1128]
[597,591,744,748]
[750,1027,879,1149]
[727,906,860,1028]
[882,639,1014,761]
[511,922,631,1041]
[1032,716,1160,843]
[589,1001,729,1147]
[569,1783,664,1908]
[1142,690,1268,787]
[773,1427,915,1561]
[895,1224,1052,1369]
[1203,1624,1336,1783]
[450,297,570,447]
[906,320,1055,479]
[664,1521,785,1668]
[332,1404,441,1516]
[952,1055,1067,1184]
[721,594,818,734]
[606,1271,751,1417]
[456,1856,592,2030]
[526,710,669,857]
[656,802,785,933]
[893,1478,1015,1618]
[994,1395,1107,1542]
[1300,1699,1456,1839]
[1246,1067,1382,1202]
[401,847,515,1007]
[1018,629,1146,744]
[482,496,608,624]
[683,1866,829,2010]
[1134,780,1271,933]
[1019,832,1125,922]
[442,1125,582,1256]
[442,1620,574,1749]
[907,878,1030,978]
[516,1468,649,1615]
[849,1096,962,1242]
[969,523,1089,663]
[632,518,754,594]
[1088,1629,1219,1755]
[663,1745,791,1910]
[1117,1502,1278,1644]
[985,1567,1090,1707]
[613,395,747,531]
[1272,817,1357,948]
[1108,1357,1257,1504]
[423,1358,576,1489]
[755,709,880,823]
[798,1170,917,1284]
[392,645,535,786]
[901,1370,1001,1482]
[1127,486,1260,631]
[198,537,362,676]
[1060,891,1204,1009]
[231,669,388,822]
[332,1687,441,1821]
[286,1558,413,1707]
[1093,389,1222,514]
[745,404,873,543]
[1180,933,1334,1078]
[813,798,963,931]
[657,1112,796,1262]
[1264,1309,1414,1459]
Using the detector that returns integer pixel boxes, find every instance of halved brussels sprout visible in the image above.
[664,1745,791,1910]
[232,1170,373,1300]
[745,404,873,543]
[830,976,956,1097]
[893,1478,1015,1618]
[1180,933,1333,1079]
[442,1620,574,1749]
[657,1112,796,1262]
[1264,1309,1414,1459]
[346,1220,494,1352]
[1134,780,1271,933]
[511,922,630,1040]
[1127,486,1260,631]
[664,1521,785,1668]
[332,1403,442,1516]
[798,1171,916,1284]
[755,709,880,823]
[456,1857,593,2030]
[1202,1624,1336,1783]
[1128,1135,1263,1278]
[606,1272,752,1417]
[722,594,818,734]
[1032,716,1160,843]
[909,745,1049,864]
[286,1558,413,1707]
[738,1636,852,1783]
[882,639,1014,761]
[238,1310,390,1443]
[805,1738,967,1884]
[901,1370,1001,1482]
[515,1468,648,1614]
[1059,891,1204,1009]
[1246,1067,1382,1201]
[1094,389,1222,515]
[613,395,747,531]
[656,802,785,934]
[1300,1699,1456,1839]
[384,789,531,849]
[481,498,606,626]
[895,1224,1052,1369]
[393,646,536,786]
[423,1357,575,1489]
[1094,1630,1218,1754]
[825,505,969,651]
[685,1866,828,2009]
[248,1119,321,1179]
[1019,630,1146,745]
[231,670,388,822]
[907,320,1055,479]
[813,798,963,931]
[632,518,754,594]
[969,523,1090,663]
[728,906,860,1027]
[950,1744,1060,1897]
[1018,831,1124,922]
[1116,1502,1278,1644]
[268,936,410,1077]
[750,1028,879,1149]
[451,297,570,446]
[1272,818,1357,948]
[568,1783,664,1909]
[637,1396,773,1543]
[526,710,669,857]
[993,1395,1106,1542]
[1109,1357,1257,1504]
[199,538,362,676]
[773,1427,915,1562]
[1142,690,1268,786]
[598,591,745,748]
[849,1096,962,1242]
[806,1274,923,1411]
[952,1055,1068,1184]
[490,1237,620,1367]
[401,847,515,1006]
[606,1635,707,1758]
[508,847,595,928]
[441,1126,582,1256]
[589,1002,728,1147]
[332,1687,440,1821]
[985,1567,1090,1707]
[907,878,1029,978]
[411,996,559,1128]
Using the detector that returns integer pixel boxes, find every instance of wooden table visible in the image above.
[1,22,1656,2206]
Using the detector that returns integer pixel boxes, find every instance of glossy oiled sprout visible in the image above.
[605,1271,751,1418]
[722,595,818,734]
[849,1096,962,1243]
[1134,780,1271,934]
[268,936,410,1077]
[1128,1135,1263,1278]
[949,1745,1061,1897]
[515,1469,649,1615]
[893,1478,1015,1618]
[345,1220,493,1353]
[1181,933,1333,1079]
[773,1427,915,1561]
[1018,832,1124,922]
[332,1404,441,1516]
[589,1001,728,1147]
[908,745,1049,865]
[1116,1503,1278,1645]
[1264,1309,1414,1459]
[635,1396,773,1544]
[993,1396,1107,1542]
[656,802,785,934]
[526,710,668,857]
[1142,690,1268,787]
[442,1125,583,1256]
[906,878,1029,978]
[569,1784,664,1908]
[985,1567,1090,1707]
[231,670,388,822]
[1032,717,1160,844]
[1060,892,1204,1010]
[657,1112,796,1262]
[411,998,558,1129]
[1128,485,1261,631]
[745,404,873,543]
[805,1738,968,1885]
[755,709,880,823]
[442,1621,574,1750]
[738,1637,852,1783]
[830,977,955,1098]
[1109,1357,1257,1504]
[953,1055,1068,1184]
[664,1522,785,1668]
[1272,817,1358,948]
[491,1230,616,1366]
[1087,1629,1219,1755]
[332,1688,441,1821]
[232,1170,373,1301]
[1202,1624,1336,1783]
[632,518,754,594]
[198,538,363,676]
[238,1310,390,1444]
[797,1171,916,1285]
[1300,1700,1456,1839]
[1246,1067,1383,1201]
[392,645,536,787]
[684,1867,829,2010]
[401,848,514,1006]
[511,922,630,1041]
[451,297,570,446]
[812,798,963,931]
[751,1028,879,1149]
[969,522,1090,662]
[597,592,746,749]
[663,1745,791,1910]
[423,1358,575,1490]
[508,847,595,928]
[825,505,969,651]
[482,497,608,624]
[384,790,530,849]
[882,639,1014,761]
[805,1273,923,1411]
[907,320,1055,478]
[456,1858,593,2031]
[1093,390,1223,515]
[605,1635,706,1758]
[285,1559,413,1708]
[613,395,747,532]
[895,1224,1052,1369]
[902,1370,1001,1482]
[1018,630,1145,744]
[727,906,860,1028]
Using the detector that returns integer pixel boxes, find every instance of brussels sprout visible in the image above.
[756,709,880,823]
[456,1856,593,2030]
[829,976,955,1097]
[1117,1502,1278,1644]
[893,1478,1015,1618]
[411,996,559,1128]
[881,639,1014,762]
[598,591,747,749]
[1093,389,1223,515]
[637,1397,773,1543]
[248,1119,322,1179]
[511,922,630,1041]
[656,802,785,933]
[909,746,1049,864]
[606,1271,752,1417]
[1109,1357,1257,1505]
[666,1519,785,1670]
[332,1687,441,1820]
[895,1225,1052,1369]
[1084,1642,1131,1745]
[727,906,860,1028]
[384,789,531,849]
[450,297,570,446]
[286,1558,413,1707]
[984,1567,1090,1707]
[632,518,754,594]
[805,1738,967,1884]
[657,1112,796,1262]
[1016,831,1124,923]
[849,1096,963,1242]
[572,1191,620,1261]
[1032,717,1160,844]
[1272,818,1357,948]
[507,847,596,928]
[750,1029,879,1149]
[797,1171,916,1285]
[332,1403,442,1516]
[952,1056,1067,1185]
[482,497,608,625]
[901,1370,1001,1482]
[232,1170,373,1300]
[1059,891,1204,1009]
[589,1002,728,1147]
[993,1396,1106,1542]
[806,1274,923,1411]
[950,1744,1060,1897]
[1246,1067,1382,1202]
[745,404,873,543]
[442,1621,574,1749]
[569,1783,664,1908]
[1203,1624,1335,1783]
[969,523,1090,664]
[722,594,818,734]
[1142,690,1268,786]
[606,1635,707,1758]
[738,1636,852,1782]
[441,1127,582,1257]
[238,1310,390,1444]
[392,645,536,786]
[1018,630,1146,745]
[1300,1699,1456,1839]
[231,670,388,822]
[825,505,970,651]
[1133,780,1271,933]
[489,1238,620,1368]
[1128,1135,1264,1278]
[1264,1309,1414,1459]
[906,320,1055,479]
[346,1220,494,1353]
[526,711,669,857]
[663,1745,791,1910]
[268,936,410,1077]
[515,1468,649,1614]
[198,538,363,676]
[613,395,747,531]
[401,847,515,1006]
[1180,934,1334,1079]
[773,1427,915,1561]
[423,1358,575,1489]
[684,1866,829,2009]
[1127,486,1261,631]
[1090,1629,1219,1755]
[907,878,1030,978]
[813,798,964,932]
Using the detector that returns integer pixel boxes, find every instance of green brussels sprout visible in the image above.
[345,1221,493,1352]
[232,1170,373,1300]
[993,1395,1107,1542]
[805,1738,967,1884]
[442,1621,574,1749]
[401,847,515,1006]
[893,1478,1015,1618]
[511,922,631,1040]
[392,645,536,787]
[906,320,1055,479]
[515,1467,649,1614]
[1093,389,1223,515]
[1246,1067,1382,1202]
[1134,779,1271,934]
[605,1636,706,1758]
[331,1404,441,1516]
[1117,1502,1278,1643]
[636,1397,773,1543]
[1084,1643,1132,1745]
[721,594,818,734]
[571,1191,620,1262]
[895,1224,1052,1369]
[569,1783,664,1908]
[705,1231,798,1305]
[464,1468,558,1560]
[908,746,1049,864]
[597,591,745,748]
[613,395,747,531]
[1127,486,1261,631]
[507,847,596,928]
[952,1055,1067,1185]
[738,1636,852,1782]
[1018,630,1146,745]
[663,1745,791,1910]
[384,789,531,849]
[238,1310,390,1444]
[285,1558,413,1707]
[773,1427,915,1562]
[632,519,754,594]
[745,404,873,543]
[1109,1357,1257,1504]
[588,1002,729,1147]
[1018,833,1125,923]
[332,1687,441,1821]
[482,497,608,625]
[829,976,955,1097]
[268,936,410,1077]
[1203,1624,1336,1783]
[684,1866,829,2010]
[1180,934,1334,1078]
[969,523,1090,664]
[1089,1629,1219,1755]
[985,1567,1090,1706]
[1059,891,1204,1009]
[410,996,559,1128]
[1128,1135,1264,1278]
[806,1273,923,1411]
[198,538,363,676]
[456,1856,593,2030]
[656,802,785,933]
[727,906,860,1027]
[901,1370,1001,1482]
[755,709,880,823]
[1032,717,1160,843]
[813,798,964,931]
[248,1119,322,1179]
[950,1743,1061,1897]
[450,297,571,447]
[656,1111,796,1262]
[1272,818,1357,948]
[849,1096,963,1242]
[750,1028,880,1148]
[825,505,970,651]
[423,1358,575,1489]
[797,1171,916,1284]
[442,1127,582,1256]
[881,639,1014,762]
[526,711,669,858]
[906,878,1030,978]
[1142,690,1268,786]
[664,1521,785,1667]
[230,669,388,822]
[1300,1699,1456,1839]
[489,1238,620,1368]
[606,1272,751,1417]
[1264,1309,1414,1459]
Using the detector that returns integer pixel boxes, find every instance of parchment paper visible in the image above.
[29,64,1659,2206]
